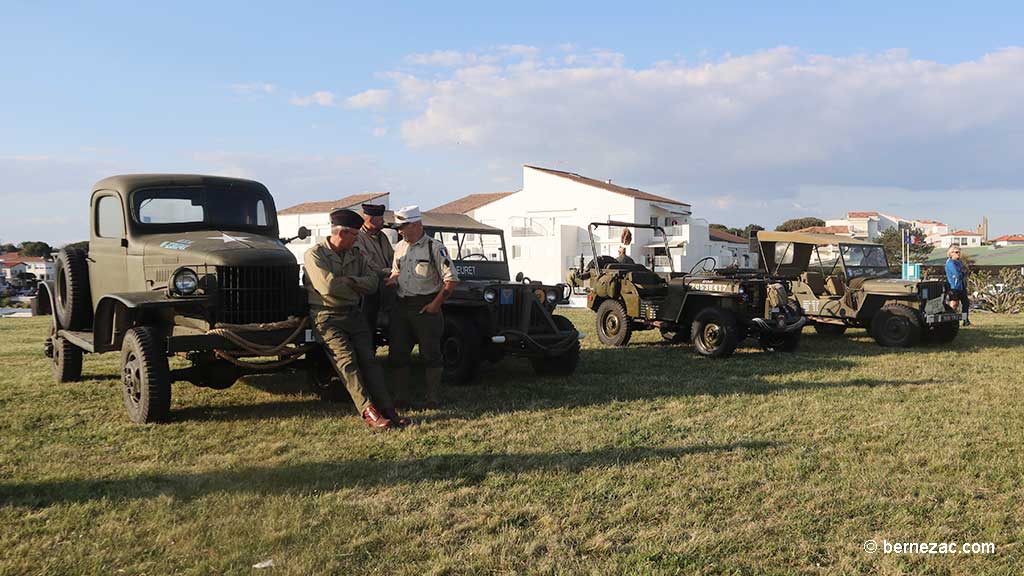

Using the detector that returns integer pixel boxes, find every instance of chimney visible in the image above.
[978,216,989,243]
[606,179,613,184]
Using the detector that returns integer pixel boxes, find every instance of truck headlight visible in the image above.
[483,287,497,303]
[172,268,199,295]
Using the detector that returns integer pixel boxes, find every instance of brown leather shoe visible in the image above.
[362,405,393,429]
[382,407,412,427]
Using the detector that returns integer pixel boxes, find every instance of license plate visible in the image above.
[925,313,962,324]
[304,329,315,342]
[500,288,514,305]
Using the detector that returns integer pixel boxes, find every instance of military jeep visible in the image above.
[379,212,582,383]
[568,221,805,357]
[756,231,961,347]
[37,174,316,423]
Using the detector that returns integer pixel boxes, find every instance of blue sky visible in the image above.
[2,1,1023,244]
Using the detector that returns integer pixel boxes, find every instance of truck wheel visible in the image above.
[871,304,923,347]
[54,247,92,330]
[596,299,632,346]
[760,331,801,353]
[690,307,739,358]
[926,321,960,344]
[443,317,482,385]
[121,327,171,423]
[50,326,82,383]
[813,323,847,336]
[531,316,581,376]
[307,346,350,403]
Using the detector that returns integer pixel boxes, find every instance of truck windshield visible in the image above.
[132,186,272,231]
[840,244,891,279]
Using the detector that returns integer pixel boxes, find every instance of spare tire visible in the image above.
[54,247,92,330]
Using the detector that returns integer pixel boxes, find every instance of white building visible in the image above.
[0,254,54,281]
[825,211,949,243]
[938,230,983,248]
[990,234,1024,247]
[277,192,390,264]
[429,165,758,284]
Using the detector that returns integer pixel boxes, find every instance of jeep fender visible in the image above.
[676,294,740,325]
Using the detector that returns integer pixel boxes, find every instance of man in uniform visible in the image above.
[304,208,410,429]
[354,203,395,337]
[385,206,459,409]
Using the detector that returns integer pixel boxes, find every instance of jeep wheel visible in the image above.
[531,316,581,376]
[813,323,848,336]
[49,326,82,383]
[926,321,960,344]
[760,331,801,353]
[307,346,350,403]
[121,327,171,423]
[443,317,482,385]
[690,308,739,358]
[596,299,632,346]
[871,304,923,347]
[54,247,92,330]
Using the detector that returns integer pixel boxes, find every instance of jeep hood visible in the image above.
[141,231,298,267]
[858,277,937,295]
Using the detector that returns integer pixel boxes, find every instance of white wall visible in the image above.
[278,195,391,265]
[940,235,982,248]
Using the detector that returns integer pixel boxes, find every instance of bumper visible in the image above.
[925,312,964,325]
[750,316,807,334]
[167,324,316,354]
[491,329,582,357]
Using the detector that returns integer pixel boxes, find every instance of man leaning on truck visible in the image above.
[304,208,410,429]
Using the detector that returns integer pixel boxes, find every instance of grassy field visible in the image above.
[1,311,1023,575]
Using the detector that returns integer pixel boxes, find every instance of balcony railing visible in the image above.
[652,225,690,238]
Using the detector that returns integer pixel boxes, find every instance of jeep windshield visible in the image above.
[131,186,274,232]
[428,229,509,281]
[839,244,891,279]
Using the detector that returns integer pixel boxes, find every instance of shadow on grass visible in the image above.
[0,441,778,508]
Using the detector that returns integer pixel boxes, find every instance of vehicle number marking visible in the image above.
[801,299,821,313]
[690,283,733,293]
[456,264,477,276]
[159,239,193,251]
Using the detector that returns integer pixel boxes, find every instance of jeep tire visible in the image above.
[54,247,92,330]
[926,321,960,344]
[871,304,923,347]
[760,331,801,353]
[443,316,482,385]
[531,315,581,376]
[690,307,739,358]
[121,327,171,423]
[813,323,848,336]
[596,299,632,347]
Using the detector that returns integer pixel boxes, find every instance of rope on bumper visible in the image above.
[207,316,314,370]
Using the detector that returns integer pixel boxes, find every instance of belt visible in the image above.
[399,292,439,302]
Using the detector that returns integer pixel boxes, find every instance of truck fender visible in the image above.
[92,292,196,353]
[36,281,59,329]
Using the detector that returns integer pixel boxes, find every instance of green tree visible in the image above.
[18,241,55,258]
[876,227,933,270]
[775,217,826,232]
[744,224,765,239]
[0,243,17,253]
[63,241,89,252]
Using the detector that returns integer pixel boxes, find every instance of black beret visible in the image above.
[361,203,385,216]
[329,208,363,229]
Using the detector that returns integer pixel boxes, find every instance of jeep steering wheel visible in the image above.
[689,256,718,275]
[463,253,489,261]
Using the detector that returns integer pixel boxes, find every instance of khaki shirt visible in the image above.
[391,235,458,297]
[355,228,394,278]
[303,239,378,310]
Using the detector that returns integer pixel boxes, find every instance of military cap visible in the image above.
[329,208,364,229]
[361,203,386,217]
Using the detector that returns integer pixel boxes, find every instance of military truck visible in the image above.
[567,221,805,357]
[381,212,582,383]
[36,174,318,423]
[755,231,962,347]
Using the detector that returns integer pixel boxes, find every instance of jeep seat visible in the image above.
[825,275,846,297]
[800,271,826,296]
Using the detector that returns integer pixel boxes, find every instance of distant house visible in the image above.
[937,230,983,248]
[824,212,949,243]
[429,165,757,284]
[990,234,1024,247]
[0,253,54,281]
[795,225,853,237]
[277,192,390,264]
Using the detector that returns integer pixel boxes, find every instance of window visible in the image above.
[96,195,125,238]
[774,242,795,265]
[511,245,522,258]
[132,186,272,229]
[650,216,658,226]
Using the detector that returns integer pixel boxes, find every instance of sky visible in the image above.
[2,0,1023,245]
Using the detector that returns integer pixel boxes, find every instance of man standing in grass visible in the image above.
[304,208,411,429]
[945,245,971,327]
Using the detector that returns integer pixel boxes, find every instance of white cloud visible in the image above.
[289,90,338,107]
[345,88,392,109]
[372,126,389,137]
[231,82,277,96]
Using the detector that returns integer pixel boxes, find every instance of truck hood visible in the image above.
[141,231,298,267]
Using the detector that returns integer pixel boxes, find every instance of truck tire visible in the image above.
[120,327,171,423]
[54,247,92,330]
[596,299,632,347]
[926,321,960,344]
[813,323,847,336]
[871,304,923,347]
[49,326,82,383]
[531,316,581,376]
[443,317,482,385]
[690,307,739,358]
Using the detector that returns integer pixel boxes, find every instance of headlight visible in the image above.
[483,287,497,303]
[172,268,199,295]
[533,288,545,303]
[545,289,558,303]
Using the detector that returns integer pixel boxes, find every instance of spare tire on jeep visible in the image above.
[54,247,92,330]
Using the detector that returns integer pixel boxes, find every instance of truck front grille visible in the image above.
[216,265,301,325]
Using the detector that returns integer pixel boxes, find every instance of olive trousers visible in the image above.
[312,308,393,415]
[388,294,444,404]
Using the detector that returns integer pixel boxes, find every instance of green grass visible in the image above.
[1,311,1023,575]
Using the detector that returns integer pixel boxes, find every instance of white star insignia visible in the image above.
[207,233,251,244]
